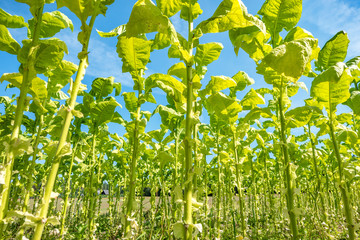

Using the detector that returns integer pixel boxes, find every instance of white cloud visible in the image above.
[170,12,187,37]
[302,0,360,55]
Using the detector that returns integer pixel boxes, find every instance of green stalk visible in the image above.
[88,129,98,237]
[17,115,45,239]
[124,90,142,235]
[233,131,246,236]
[202,153,208,240]
[172,132,180,222]
[250,153,258,235]
[328,108,356,240]
[216,127,221,239]
[23,114,44,213]
[96,153,104,219]
[60,143,77,237]
[278,76,298,239]
[307,123,327,223]
[0,3,44,223]
[31,14,97,240]
[183,0,194,239]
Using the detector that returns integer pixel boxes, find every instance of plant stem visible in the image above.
[0,3,44,224]
[328,107,355,240]
[124,89,142,235]
[307,123,327,223]
[278,75,298,239]
[183,0,194,239]
[233,131,246,237]
[31,14,97,240]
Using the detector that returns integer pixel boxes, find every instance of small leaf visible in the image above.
[311,62,352,110]
[116,35,152,73]
[173,222,185,239]
[123,92,138,113]
[0,25,21,55]
[194,42,223,67]
[90,77,115,99]
[194,0,262,38]
[240,88,265,110]
[258,38,318,80]
[258,0,302,36]
[156,0,182,17]
[97,24,126,38]
[0,8,27,28]
[200,76,237,97]
[317,31,349,70]
[28,11,73,38]
[285,106,313,128]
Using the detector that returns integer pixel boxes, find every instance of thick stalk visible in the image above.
[202,154,208,240]
[31,14,97,240]
[278,76,298,239]
[183,1,194,239]
[216,127,221,239]
[88,131,98,237]
[60,144,77,237]
[23,114,44,213]
[328,108,355,240]
[0,3,44,223]
[233,131,246,236]
[307,123,327,223]
[124,91,141,235]
[172,132,180,222]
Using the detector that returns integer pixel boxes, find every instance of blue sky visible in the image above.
[0,0,359,136]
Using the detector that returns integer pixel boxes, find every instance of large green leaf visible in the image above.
[167,62,187,81]
[151,33,171,50]
[194,0,263,38]
[153,104,182,130]
[194,42,223,67]
[0,73,23,87]
[167,32,197,64]
[229,25,271,62]
[346,56,360,80]
[200,76,237,97]
[0,25,21,55]
[116,35,152,73]
[156,0,182,17]
[344,91,360,115]
[284,27,314,42]
[258,0,302,36]
[90,97,121,125]
[18,38,68,74]
[46,60,77,99]
[56,0,94,22]
[316,31,349,71]
[244,107,273,122]
[206,92,242,123]
[287,81,308,97]
[30,77,47,99]
[145,73,186,105]
[285,106,313,128]
[241,88,265,110]
[311,62,352,110]
[180,2,202,21]
[0,8,27,28]
[90,77,115,99]
[28,11,73,38]
[126,0,177,44]
[123,92,138,113]
[258,38,318,80]
[229,71,254,97]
